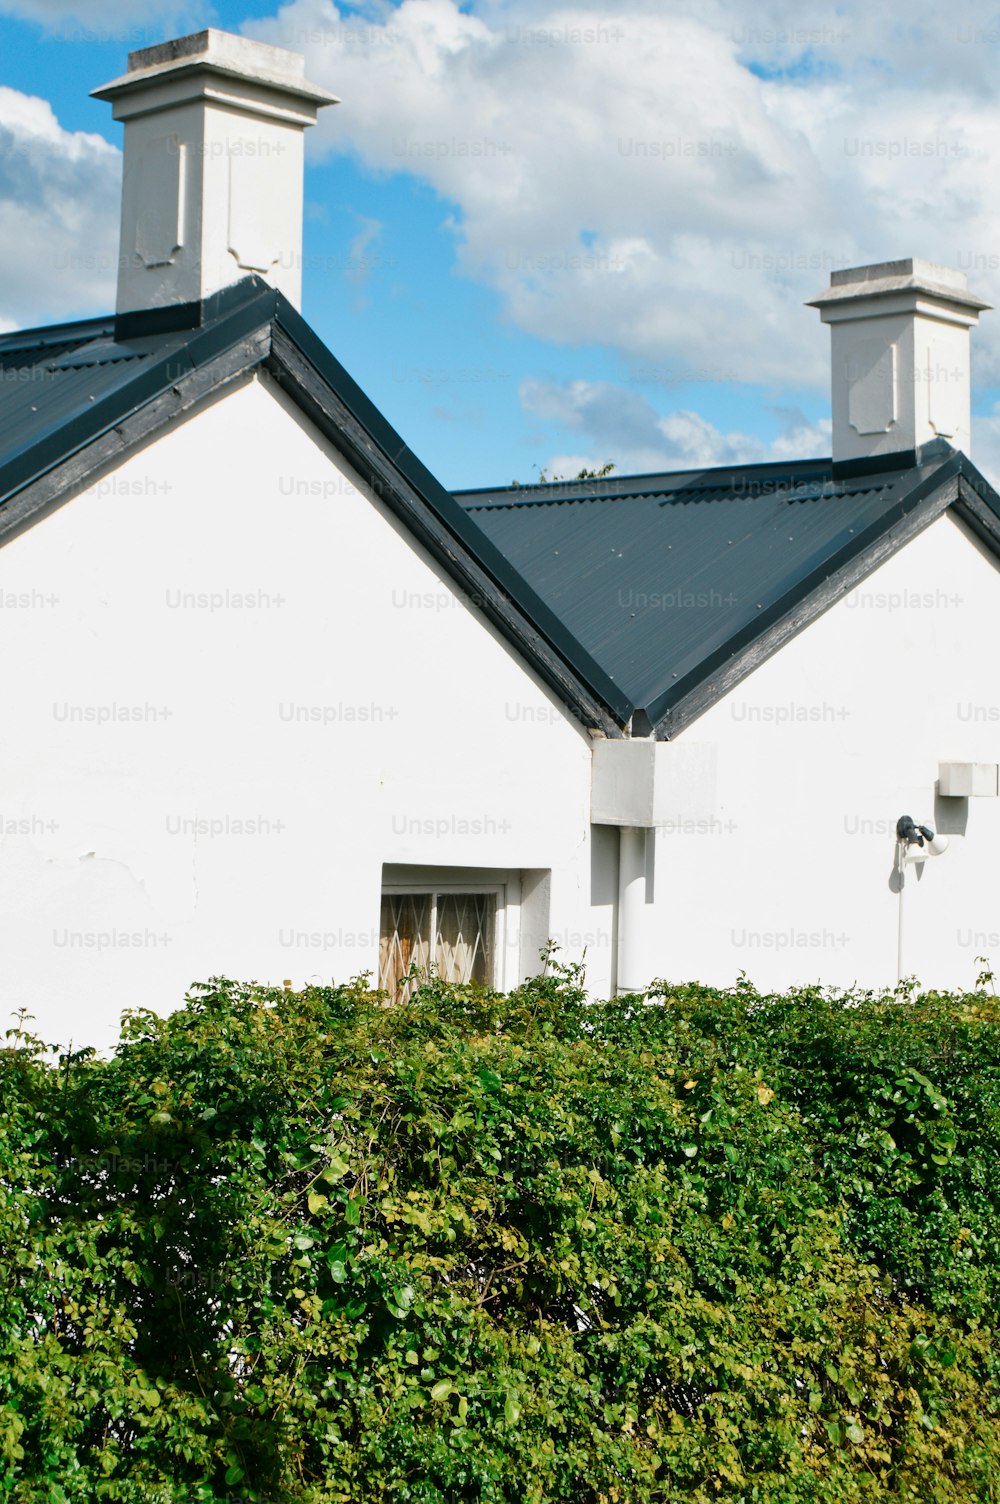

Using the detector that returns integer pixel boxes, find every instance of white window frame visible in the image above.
[380,869,522,993]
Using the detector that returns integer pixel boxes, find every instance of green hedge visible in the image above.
[3,966,1000,1502]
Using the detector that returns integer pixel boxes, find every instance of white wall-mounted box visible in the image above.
[938,761,999,797]
[591,738,717,827]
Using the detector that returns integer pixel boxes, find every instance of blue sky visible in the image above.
[3,0,1000,488]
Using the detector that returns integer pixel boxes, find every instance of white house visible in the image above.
[3,29,1000,1049]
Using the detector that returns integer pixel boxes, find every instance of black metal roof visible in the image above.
[455,450,1000,735]
[1,317,210,503]
[0,279,630,736]
[2,279,998,738]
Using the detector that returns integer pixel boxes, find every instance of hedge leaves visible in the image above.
[3,966,1000,1501]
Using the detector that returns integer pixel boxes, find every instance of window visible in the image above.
[378,888,498,1004]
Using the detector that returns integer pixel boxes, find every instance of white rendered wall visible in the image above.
[0,376,613,1050]
[5,377,999,1043]
[644,511,1000,995]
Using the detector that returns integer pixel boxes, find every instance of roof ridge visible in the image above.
[462,475,890,512]
[0,317,115,354]
[455,457,837,504]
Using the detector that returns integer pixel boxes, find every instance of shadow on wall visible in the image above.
[935,788,970,838]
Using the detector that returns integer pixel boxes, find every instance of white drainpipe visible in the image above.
[617,825,649,994]
[592,738,699,996]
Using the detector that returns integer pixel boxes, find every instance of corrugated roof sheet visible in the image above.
[455,454,964,727]
[0,280,275,510]
[0,320,180,503]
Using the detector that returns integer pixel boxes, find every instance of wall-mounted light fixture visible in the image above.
[896,814,949,861]
[895,814,948,983]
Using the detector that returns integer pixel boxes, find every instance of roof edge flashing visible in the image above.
[114,275,275,340]
[831,436,957,481]
[267,293,635,730]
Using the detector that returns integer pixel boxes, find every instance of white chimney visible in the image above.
[807,259,990,471]
[93,30,337,316]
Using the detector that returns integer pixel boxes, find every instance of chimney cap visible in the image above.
[92,28,339,109]
[807,258,991,314]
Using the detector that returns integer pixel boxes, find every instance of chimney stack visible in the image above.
[93,30,337,316]
[808,259,990,473]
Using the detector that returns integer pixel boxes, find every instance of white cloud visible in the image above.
[0,86,120,327]
[344,211,384,309]
[520,375,830,474]
[2,0,997,492]
[243,0,1000,390]
[0,0,201,33]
